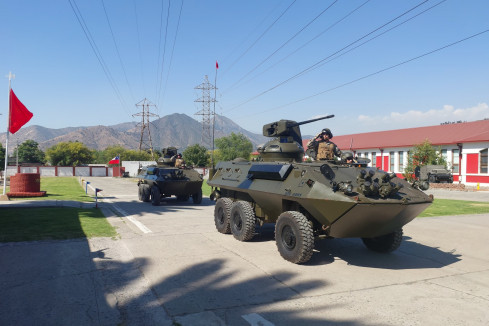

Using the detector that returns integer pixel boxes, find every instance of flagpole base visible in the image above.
[0,194,10,201]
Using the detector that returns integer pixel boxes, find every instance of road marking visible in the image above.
[105,199,152,234]
[241,313,275,326]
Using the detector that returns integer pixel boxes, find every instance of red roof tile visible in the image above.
[303,120,489,151]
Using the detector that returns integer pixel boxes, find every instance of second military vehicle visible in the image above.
[137,147,203,206]
[208,116,433,264]
[417,165,453,183]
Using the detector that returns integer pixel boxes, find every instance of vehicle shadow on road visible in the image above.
[309,236,461,269]
[107,197,215,217]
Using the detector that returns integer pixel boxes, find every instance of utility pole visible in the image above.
[133,98,159,161]
[194,75,217,149]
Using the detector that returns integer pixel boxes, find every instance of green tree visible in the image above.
[403,140,446,181]
[183,144,210,167]
[215,132,253,161]
[46,141,95,166]
[13,140,45,164]
[0,143,5,170]
[93,145,154,164]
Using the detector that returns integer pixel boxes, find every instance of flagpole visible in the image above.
[2,72,14,196]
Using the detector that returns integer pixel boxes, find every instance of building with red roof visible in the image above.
[303,119,489,185]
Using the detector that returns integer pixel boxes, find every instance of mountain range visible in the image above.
[0,113,269,153]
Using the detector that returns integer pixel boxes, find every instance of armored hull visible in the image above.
[137,165,203,205]
[208,116,433,264]
[208,160,432,239]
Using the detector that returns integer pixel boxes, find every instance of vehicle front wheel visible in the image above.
[192,188,203,204]
[428,174,436,183]
[151,186,161,206]
[214,197,233,234]
[362,229,403,253]
[230,201,256,241]
[275,211,314,264]
[138,184,151,202]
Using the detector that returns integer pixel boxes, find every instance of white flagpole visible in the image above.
[3,72,14,196]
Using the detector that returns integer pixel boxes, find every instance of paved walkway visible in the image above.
[1,177,488,325]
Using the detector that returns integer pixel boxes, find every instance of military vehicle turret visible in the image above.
[137,147,203,206]
[208,116,433,264]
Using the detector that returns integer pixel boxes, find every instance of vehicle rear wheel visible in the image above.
[275,211,314,264]
[151,186,161,206]
[230,201,256,241]
[214,197,233,234]
[138,184,151,202]
[192,188,203,204]
[362,229,403,253]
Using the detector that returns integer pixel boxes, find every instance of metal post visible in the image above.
[3,72,15,196]
[85,181,90,194]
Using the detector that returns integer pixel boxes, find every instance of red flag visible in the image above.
[9,89,33,134]
[216,61,219,69]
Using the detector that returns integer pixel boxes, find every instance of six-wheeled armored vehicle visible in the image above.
[137,147,203,206]
[208,115,433,264]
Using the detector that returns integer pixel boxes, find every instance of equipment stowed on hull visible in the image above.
[208,115,433,264]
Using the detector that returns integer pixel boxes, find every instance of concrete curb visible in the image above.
[0,200,96,209]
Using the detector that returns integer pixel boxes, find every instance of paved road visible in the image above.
[1,177,488,325]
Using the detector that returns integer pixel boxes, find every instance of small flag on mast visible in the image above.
[216,61,219,69]
[108,155,120,164]
[9,89,33,134]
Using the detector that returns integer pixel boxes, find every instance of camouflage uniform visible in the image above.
[307,128,341,160]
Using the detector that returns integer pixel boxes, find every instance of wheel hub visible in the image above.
[282,225,296,250]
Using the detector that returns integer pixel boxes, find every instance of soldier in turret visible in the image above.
[307,128,341,161]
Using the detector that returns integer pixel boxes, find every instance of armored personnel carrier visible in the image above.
[417,165,453,183]
[208,116,433,264]
[137,147,203,206]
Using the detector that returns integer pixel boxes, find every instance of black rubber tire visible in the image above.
[192,188,203,204]
[428,174,436,183]
[139,184,151,202]
[362,229,403,253]
[214,197,233,234]
[275,211,314,264]
[151,185,161,206]
[230,201,256,241]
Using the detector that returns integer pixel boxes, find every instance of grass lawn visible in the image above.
[203,180,212,197]
[0,207,117,242]
[9,177,93,202]
[418,198,489,217]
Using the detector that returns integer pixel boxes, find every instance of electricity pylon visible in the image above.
[194,75,217,148]
[133,98,159,161]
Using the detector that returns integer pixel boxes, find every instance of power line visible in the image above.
[159,0,184,109]
[101,0,136,104]
[156,0,171,107]
[68,0,130,117]
[224,0,338,93]
[226,0,431,112]
[224,0,371,93]
[224,0,297,75]
[133,0,146,95]
[255,28,489,116]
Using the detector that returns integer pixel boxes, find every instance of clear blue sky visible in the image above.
[1,0,488,137]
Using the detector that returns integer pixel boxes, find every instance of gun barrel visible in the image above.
[289,114,334,128]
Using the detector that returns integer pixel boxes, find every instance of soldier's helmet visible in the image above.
[322,128,333,138]
[341,152,354,162]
